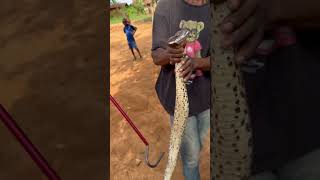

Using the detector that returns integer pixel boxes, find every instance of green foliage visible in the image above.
[110,14,151,24]
[110,0,148,24]
[131,0,146,15]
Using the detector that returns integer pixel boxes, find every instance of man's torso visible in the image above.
[152,0,212,117]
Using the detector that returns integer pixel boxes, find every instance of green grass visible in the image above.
[110,2,152,24]
[110,14,151,24]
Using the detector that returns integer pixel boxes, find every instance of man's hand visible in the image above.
[178,57,196,82]
[220,0,272,63]
[151,41,186,66]
[166,43,186,65]
[179,57,210,81]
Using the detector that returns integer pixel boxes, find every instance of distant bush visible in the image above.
[131,0,146,15]
[110,0,150,24]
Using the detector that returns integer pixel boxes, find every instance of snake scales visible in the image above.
[163,29,191,180]
[210,0,252,180]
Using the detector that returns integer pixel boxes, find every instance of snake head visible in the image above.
[168,29,191,47]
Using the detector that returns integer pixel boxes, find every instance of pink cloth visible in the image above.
[185,41,202,58]
[185,41,204,77]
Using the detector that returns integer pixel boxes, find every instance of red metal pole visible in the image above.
[0,104,61,180]
[110,95,149,146]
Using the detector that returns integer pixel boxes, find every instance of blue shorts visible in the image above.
[128,41,137,49]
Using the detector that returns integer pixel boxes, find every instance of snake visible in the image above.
[163,1,253,178]
[163,29,191,180]
[210,0,253,179]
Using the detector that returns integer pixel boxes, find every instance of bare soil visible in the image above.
[0,1,106,179]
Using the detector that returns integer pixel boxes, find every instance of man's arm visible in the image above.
[151,0,171,66]
[151,48,171,66]
[193,57,210,71]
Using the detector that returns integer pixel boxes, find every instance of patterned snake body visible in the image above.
[210,1,252,180]
[164,29,191,180]
[163,2,253,178]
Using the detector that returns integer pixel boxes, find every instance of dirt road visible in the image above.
[110,21,210,180]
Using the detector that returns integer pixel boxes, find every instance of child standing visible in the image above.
[122,18,142,60]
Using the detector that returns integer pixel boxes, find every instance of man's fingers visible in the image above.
[235,28,264,64]
[180,66,192,78]
[170,53,184,58]
[167,46,184,62]
[179,59,192,73]
[179,59,194,78]
[181,40,187,48]
[170,57,182,64]
[167,46,184,54]
[222,10,258,48]
[183,71,193,82]
[168,48,184,54]
[167,44,185,65]
[222,0,257,33]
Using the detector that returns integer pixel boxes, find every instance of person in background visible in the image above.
[123,18,142,60]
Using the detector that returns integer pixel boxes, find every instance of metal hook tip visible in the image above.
[144,145,165,168]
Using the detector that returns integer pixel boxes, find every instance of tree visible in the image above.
[110,0,128,21]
